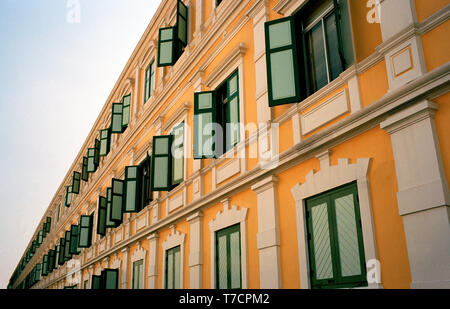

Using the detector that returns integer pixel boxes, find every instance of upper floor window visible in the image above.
[193,70,240,159]
[144,61,156,103]
[305,182,367,289]
[265,0,354,106]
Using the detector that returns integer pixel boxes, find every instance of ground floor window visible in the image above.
[132,259,144,289]
[305,182,367,288]
[165,246,181,289]
[215,224,241,289]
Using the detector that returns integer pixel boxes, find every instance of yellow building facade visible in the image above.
[9,0,450,289]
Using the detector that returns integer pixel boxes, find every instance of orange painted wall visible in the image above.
[421,20,450,72]
[415,0,450,23]
[359,60,389,107]
[434,93,450,190]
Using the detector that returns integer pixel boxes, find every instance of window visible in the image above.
[37,230,43,246]
[106,187,120,228]
[63,231,72,261]
[57,203,61,221]
[111,103,124,133]
[72,171,81,194]
[138,154,152,209]
[165,246,181,289]
[99,128,112,157]
[132,260,144,289]
[78,215,93,248]
[157,0,188,67]
[151,135,173,191]
[305,182,367,289]
[91,275,102,289]
[42,255,48,277]
[65,185,73,207]
[83,280,88,289]
[48,249,55,273]
[102,269,119,289]
[87,142,100,174]
[144,61,155,103]
[45,217,52,233]
[172,122,185,185]
[194,71,240,159]
[264,0,354,106]
[97,195,108,236]
[215,224,241,289]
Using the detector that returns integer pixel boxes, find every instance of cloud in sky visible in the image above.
[0,0,162,289]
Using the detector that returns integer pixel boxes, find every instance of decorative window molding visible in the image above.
[208,199,248,288]
[131,243,147,289]
[291,153,381,289]
[161,226,186,289]
[273,0,308,16]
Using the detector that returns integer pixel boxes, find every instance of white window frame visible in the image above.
[161,227,186,289]
[208,200,248,288]
[131,244,147,289]
[291,155,381,289]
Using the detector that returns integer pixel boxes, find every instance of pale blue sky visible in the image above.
[0,0,162,288]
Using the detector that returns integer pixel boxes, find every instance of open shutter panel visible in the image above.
[87,148,96,173]
[81,157,89,181]
[105,187,120,228]
[157,27,176,67]
[111,103,124,133]
[151,135,173,191]
[37,230,43,245]
[31,240,36,254]
[64,231,72,261]
[110,179,124,222]
[172,122,185,185]
[65,185,73,207]
[99,128,111,157]
[78,215,93,248]
[177,0,188,47]
[94,139,101,167]
[124,166,141,213]
[194,91,218,159]
[69,225,80,255]
[42,255,48,276]
[265,16,301,106]
[97,196,107,236]
[45,217,52,233]
[91,275,102,289]
[58,238,66,265]
[42,223,47,238]
[72,171,81,194]
[103,269,119,289]
[122,94,131,129]
[227,71,240,150]
[48,249,55,273]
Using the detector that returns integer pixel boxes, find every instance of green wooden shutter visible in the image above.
[172,122,185,185]
[94,139,101,167]
[97,196,107,236]
[111,103,124,133]
[78,215,93,248]
[110,179,124,222]
[151,135,173,191]
[226,71,240,150]
[42,255,48,276]
[144,65,150,103]
[177,0,188,47]
[64,230,72,261]
[58,238,66,265]
[194,91,218,159]
[105,187,120,228]
[139,153,152,208]
[69,225,80,255]
[122,94,131,129]
[265,16,301,106]
[48,249,55,273]
[99,128,111,157]
[91,275,102,289]
[65,185,73,207]
[158,27,176,67]
[103,269,119,289]
[124,166,141,213]
[72,171,81,194]
[31,240,36,254]
[81,157,89,181]
[87,148,97,173]
[45,217,51,233]
[37,230,43,245]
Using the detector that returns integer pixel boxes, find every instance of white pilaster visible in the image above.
[121,247,129,289]
[187,211,203,288]
[381,100,450,288]
[147,233,159,289]
[251,175,282,288]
